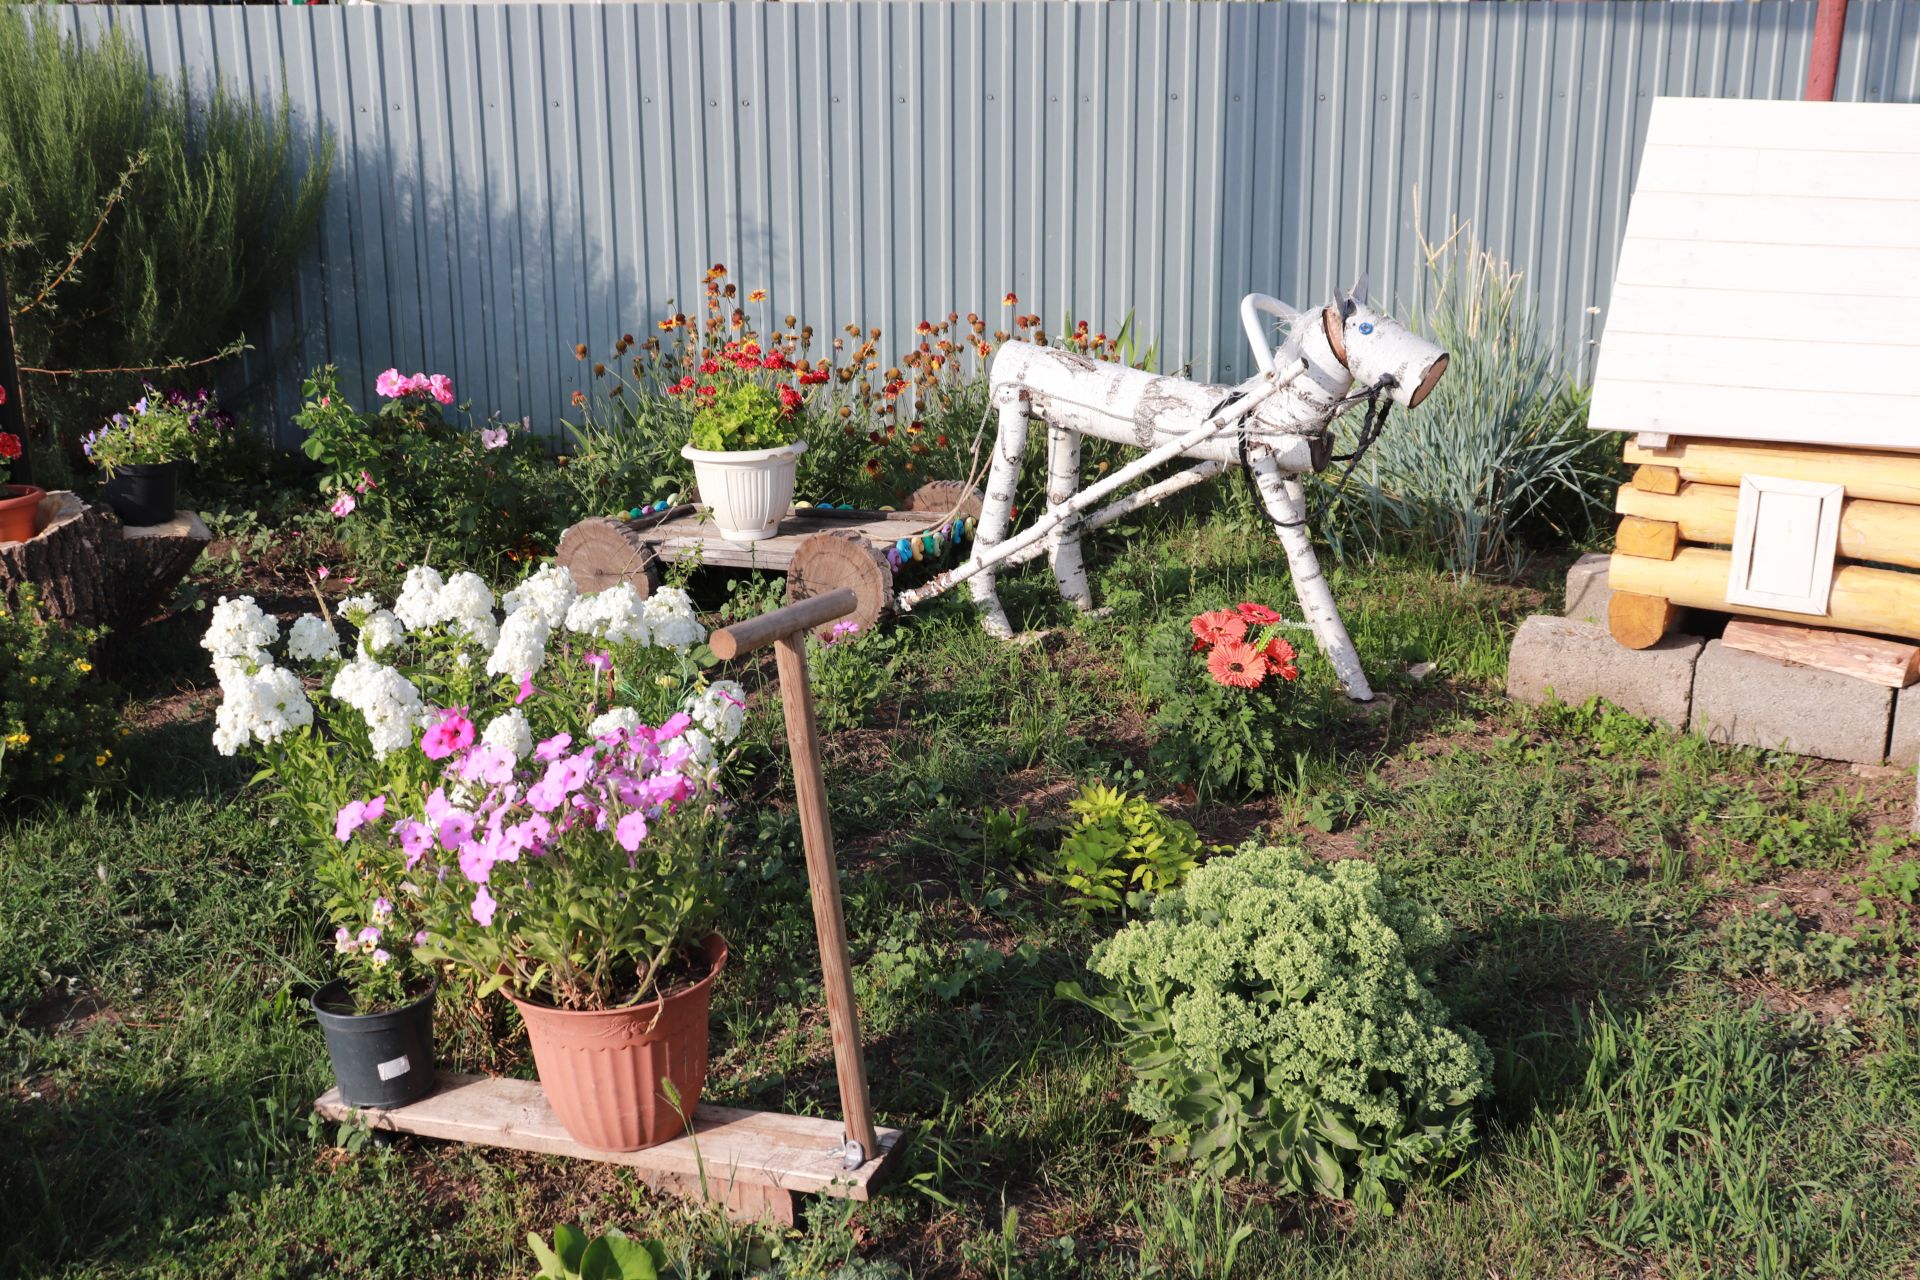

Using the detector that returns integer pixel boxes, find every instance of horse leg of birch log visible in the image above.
[1246,448,1375,702]
[968,387,1030,638]
[1045,423,1091,610]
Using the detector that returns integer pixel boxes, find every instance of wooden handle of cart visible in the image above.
[710,585,879,1161]
[709,589,857,659]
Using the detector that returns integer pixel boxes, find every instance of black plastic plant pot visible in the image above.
[102,461,178,527]
[311,980,438,1108]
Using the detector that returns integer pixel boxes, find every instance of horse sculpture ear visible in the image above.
[1347,273,1371,308]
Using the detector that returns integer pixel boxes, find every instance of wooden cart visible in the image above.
[556,481,983,636]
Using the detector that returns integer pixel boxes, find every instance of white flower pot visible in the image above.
[680,439,807,542]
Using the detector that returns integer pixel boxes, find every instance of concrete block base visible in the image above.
[1890,685,1920,769]
[1506,615,1704,728]
[1690,640,1893,765]
[1563,552,1612,627]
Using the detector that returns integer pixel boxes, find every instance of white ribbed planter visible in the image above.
[680,440,807,541]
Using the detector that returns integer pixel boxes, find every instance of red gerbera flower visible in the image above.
[1189,609,1247,648]
[1207,640,1266,689]
[1236,601,1281,624]
[1261,637,1299,681]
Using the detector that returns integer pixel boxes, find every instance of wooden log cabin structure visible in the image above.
[1592,98,1920,655]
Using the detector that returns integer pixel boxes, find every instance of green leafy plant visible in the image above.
[0,583,119,801]
[0,11,331,445]
[1137,605,1326,796]
[1712,903,1867,990]
[292,365,562,576]
[689,382,796,452]
[528,1224,666,1280]
[1855,829,1920,918]
[1060,843,1492,1212]
[1052,782,1202,916]
[808,618,897,733]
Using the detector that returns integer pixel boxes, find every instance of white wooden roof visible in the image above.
[1590,97,1920,452]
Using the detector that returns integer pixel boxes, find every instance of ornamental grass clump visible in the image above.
[1062,843,1492,1212]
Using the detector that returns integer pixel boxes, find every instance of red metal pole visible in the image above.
[1805,0,1849,102]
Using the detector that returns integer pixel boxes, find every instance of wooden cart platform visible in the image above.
[556,481,983,634]
[317,1072,900,1225]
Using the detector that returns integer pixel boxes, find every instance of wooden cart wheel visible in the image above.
[786,531,893,636]
[907,480,984,522]
[554,517,661,598]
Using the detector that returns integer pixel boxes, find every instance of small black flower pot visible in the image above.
[311,980,438,1108]
[102,461,178,527]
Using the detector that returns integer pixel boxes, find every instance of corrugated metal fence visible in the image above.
[63,2,1920,441]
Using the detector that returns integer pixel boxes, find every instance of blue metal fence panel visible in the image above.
[59,2,1920,443]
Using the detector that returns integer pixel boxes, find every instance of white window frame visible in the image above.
[1724,475,1845,617]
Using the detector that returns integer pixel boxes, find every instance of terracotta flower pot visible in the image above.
[508,934,727,1152]
[0,484,45,544]
[680,440,806,541]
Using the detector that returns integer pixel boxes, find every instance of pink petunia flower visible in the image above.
[334,797,386,842]
[533,732,572,762]
[584,651,611,673]
[615,810,648,852]
[516,672,541,706]
[470,884,496,927]
[421,709,476,761]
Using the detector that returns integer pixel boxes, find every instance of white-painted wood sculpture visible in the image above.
[895,285,1450,702]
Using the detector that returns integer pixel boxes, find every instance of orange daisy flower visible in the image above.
[1189,608,1248,648]
[1207,641,1266,689]
[1261,637,1299,681]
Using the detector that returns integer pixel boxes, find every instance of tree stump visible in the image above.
[0,491,210,634]
[785,531,893,637]
[907,480,985,522]
[554,516,662,598]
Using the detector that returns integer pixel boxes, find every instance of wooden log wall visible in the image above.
[1605,437,1920,650]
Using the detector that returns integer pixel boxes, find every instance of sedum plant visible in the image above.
[1061,843,1492,1212]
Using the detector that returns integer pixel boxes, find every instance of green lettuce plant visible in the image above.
[1061,843,1492,1212]
[689,383,795,452]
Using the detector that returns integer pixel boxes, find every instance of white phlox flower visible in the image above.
[481,708,534,759]
[687,679,746,745]
[500,564,580,631]
[357,608,406,657]
[285,614,340,663]
[330,659,425,759]
[486,606,550,678]
[587,706,643,740]
[335,593,381,626]
[202,595,280,678]
[642,586,706,651]
[564,583,649,646]
[435,572,498,647]
[212,663,313,756]
[393,566,446,631]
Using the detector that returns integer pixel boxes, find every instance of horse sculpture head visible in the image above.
[1318,275,1450,409]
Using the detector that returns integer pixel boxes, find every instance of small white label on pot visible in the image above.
[376,1054,412,1081]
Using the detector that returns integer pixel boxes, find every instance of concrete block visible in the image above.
[1564,552,1612,626]
[1506,615,1704,728]
[1690,640,1893,764]
[1890,684,1920,769]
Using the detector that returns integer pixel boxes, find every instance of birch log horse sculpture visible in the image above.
[896,281,1449,702]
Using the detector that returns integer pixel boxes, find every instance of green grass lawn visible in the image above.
[4,510,1919,1279]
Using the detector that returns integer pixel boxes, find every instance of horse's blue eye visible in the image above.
[1358,322,1374,335]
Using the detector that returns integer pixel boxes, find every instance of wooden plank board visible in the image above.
[1645,98,1920,156]
[1621,192,1920,251]
[1593,382,1913,451]
[635,508,949,571]
[1601,284,1920,350]
[315,1073,902,1199]
[1721,618,1920,689]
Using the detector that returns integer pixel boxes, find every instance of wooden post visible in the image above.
[710,589,879,1162]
